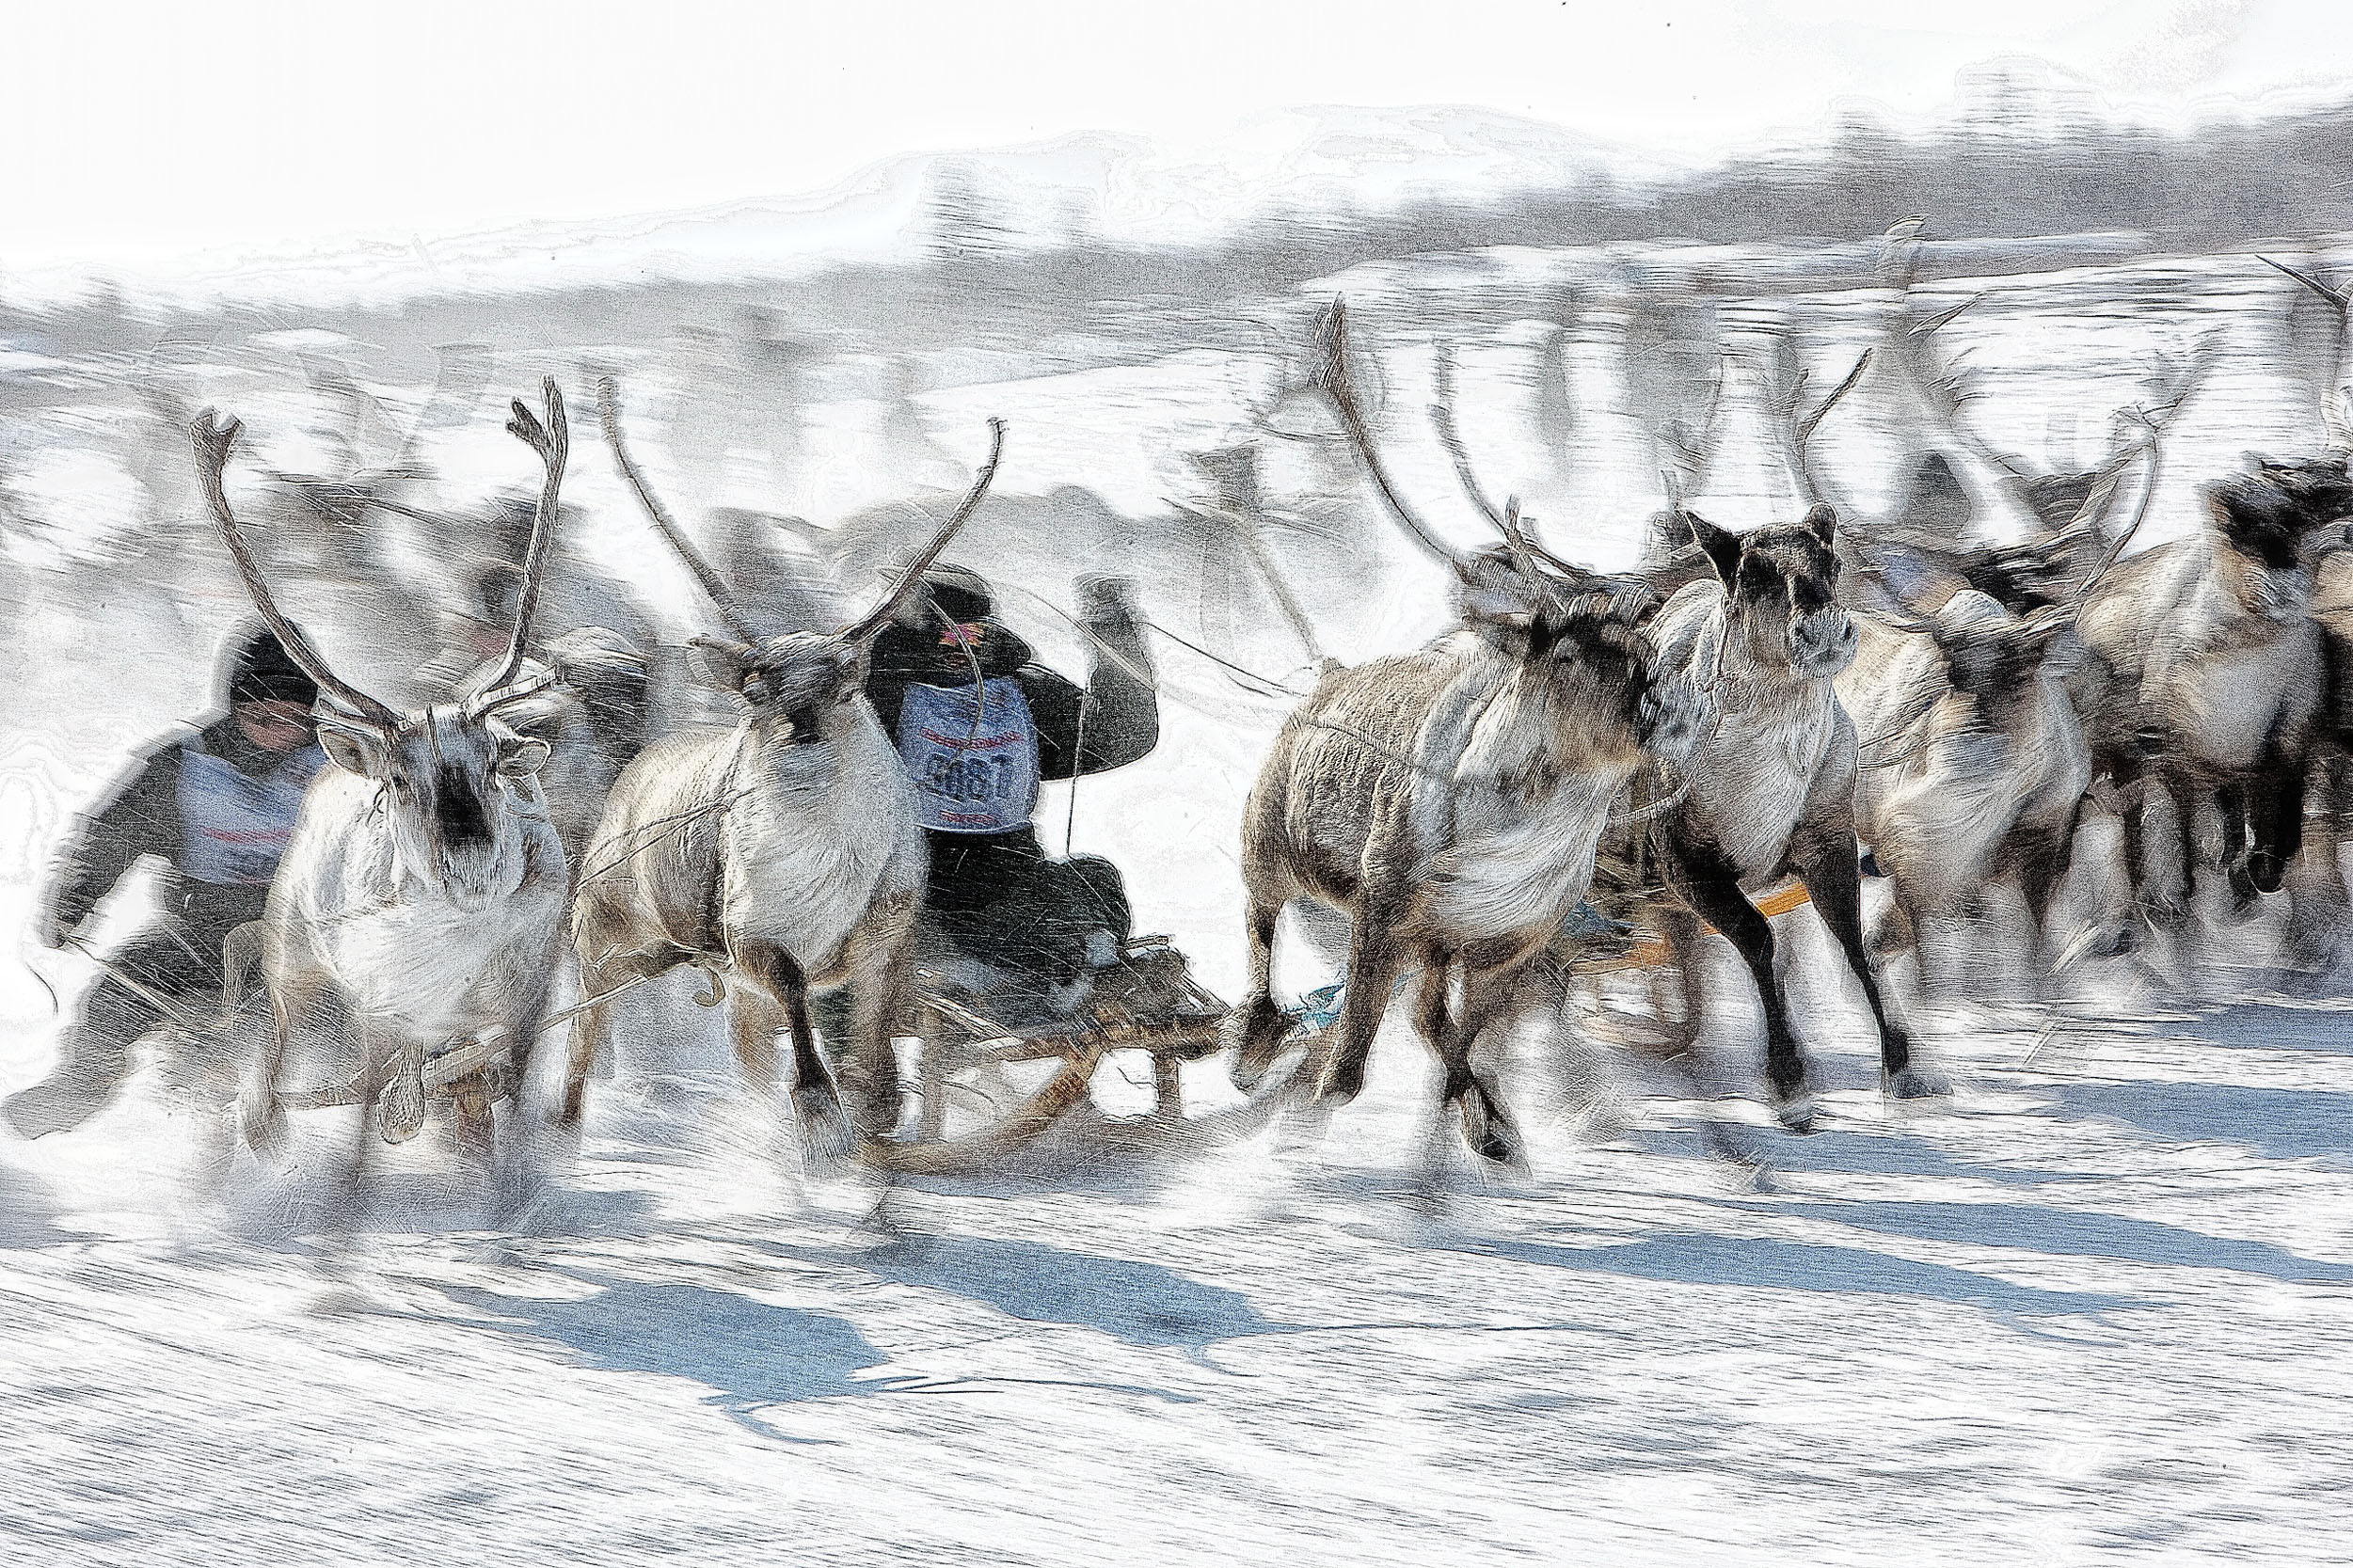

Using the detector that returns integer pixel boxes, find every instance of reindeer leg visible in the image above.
[1446,946,1534,1170]
[377,1035,428,1145]
[841,894,919,1140]
[242,958,311,1160]
[2011,816,2079,994]
[728,985,784,1097]
[2218,779,2259,911]
[1408,955,1461,1191]
[1314,900,1410,1110]
[325,1019,393,1246]
[2121,761,2176,927]
[558,942,674,1130]
[485,974,558,1209]
[1226,891,1294,1091]
[2287,749,2349,974]
[2166,772,2202,915]
[1659,906,1707,1059]
[2250,754,2304,898]
[733,940,852,1174]
[1665,843,1815,1132]
[1792,826,1940,1101]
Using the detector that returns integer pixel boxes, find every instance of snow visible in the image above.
[7,248,2353,1563]
[4,994,2351,1564]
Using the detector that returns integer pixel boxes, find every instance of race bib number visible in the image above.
[896,678,1041,834]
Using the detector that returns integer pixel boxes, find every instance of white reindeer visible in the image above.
[216,382,573,1184]
[562,380,1005,1168]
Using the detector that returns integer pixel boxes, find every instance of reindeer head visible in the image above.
[692,631,871,749]
[1687,505,1858,679]
[2253,454,2353,527]
[2202,472,2321,623]
[1454,546,1698,767]
[1925,594,2075,731]
[1302,297,1703,768]
[599,378,1005,753]
[195,380,571,911]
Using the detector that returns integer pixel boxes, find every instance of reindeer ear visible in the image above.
[1684,512,1742,586]
[315,721,385,780]
[496,736,552,778]
[1801,503,1837,548]
[1452,549,1540,641]
[689,636,756,693]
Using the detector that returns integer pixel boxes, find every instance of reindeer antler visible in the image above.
[192,411,401,730]
[598,376,764,646]
[1306,299,1488,572]
[473,377,568,701]
[840,418,1008,642]
[2260,252,2353,451]
[1761,330,1871,513]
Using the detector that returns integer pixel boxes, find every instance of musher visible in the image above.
[846,564,1162,1028]
[5,624,326,1139]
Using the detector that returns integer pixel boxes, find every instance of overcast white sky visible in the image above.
[4,0,2351,277]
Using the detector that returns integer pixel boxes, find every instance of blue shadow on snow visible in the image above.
[436,1276,892,1440]
[2051,1081,2353,1167]
[1454,1233,2141,1320]
[1773,1198,2353,1286]
[770,1233,1295,1362]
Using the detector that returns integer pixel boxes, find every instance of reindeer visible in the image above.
[1612,325,1943,1124]
[562,380,1005,1166]
[1630,491,1942,1129]
[215,381,573,1181]
[2256,256,2353,969]
[1836,590,2096,993]
[2071,463,2345,940]
[1821,336,2168,995]
[1224,300,1703,1166]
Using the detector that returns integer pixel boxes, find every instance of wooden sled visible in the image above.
[858,935,1323,1175]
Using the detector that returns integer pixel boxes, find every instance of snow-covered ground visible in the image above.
[5,248,2352,1563]
[3,984,2351,1565]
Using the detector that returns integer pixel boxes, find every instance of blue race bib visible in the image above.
[178,740,326,885]
[895,678,1041,834]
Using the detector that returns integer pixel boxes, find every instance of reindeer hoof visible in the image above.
[1887,1065,1952,1101]
[791,1085,856,1175]
[1773,1094,1819,1135]
[378,1073,427,1145]
[1473,1123,1523,1169]
[239,1094,286,1159]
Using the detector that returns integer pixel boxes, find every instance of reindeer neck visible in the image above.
[733,705,894,796]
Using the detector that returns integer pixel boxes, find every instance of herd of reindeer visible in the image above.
[30,236,2353,1206]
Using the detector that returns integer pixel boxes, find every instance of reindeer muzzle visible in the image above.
[1789,608,1859,677]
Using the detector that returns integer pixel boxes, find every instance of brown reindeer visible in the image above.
[1225,300,1703,1165]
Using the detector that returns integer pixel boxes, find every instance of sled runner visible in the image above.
[860,934,1325,1174]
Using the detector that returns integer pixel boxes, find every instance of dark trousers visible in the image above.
[923,828,1132,988]
[5,924,251,1138]
[813,828,1134,1043]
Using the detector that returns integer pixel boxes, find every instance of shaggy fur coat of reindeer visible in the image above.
[1229,582,1693,1164]
[563,387,1005,1164]
[2073,475,2331,920]
[215,383,577,1176]
[1633,508,1936,1128]
[1837,591,2092,983]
